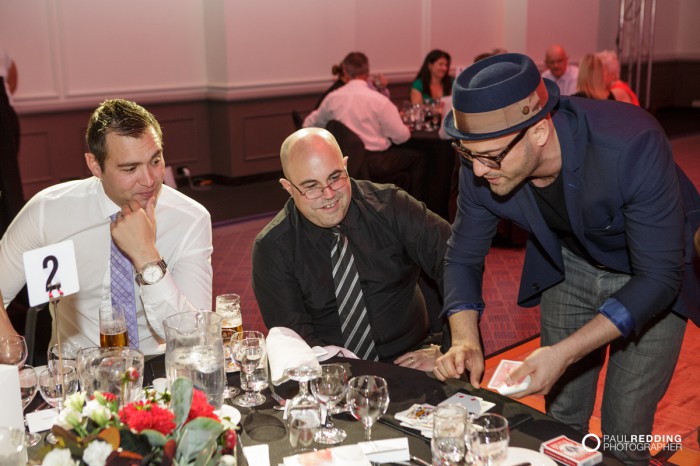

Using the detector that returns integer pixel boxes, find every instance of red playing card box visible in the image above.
[540,435,603,466]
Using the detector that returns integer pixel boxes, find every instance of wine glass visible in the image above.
[310,364,348,444]
[0,335,28,367]
[469,413,509,466]
[18,365,41,447]
[38,366,79,444]
[216,293,242,399]
[285,365,322,453]
[347,375,389,441]
[47,342,82,378]
[230,331,266,407]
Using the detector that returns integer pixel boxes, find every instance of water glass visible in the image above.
[99,305,129,347]
[0,335,28,367]
[47,341,82,375]
[347,375,390,441]
[230,331,267,407]
[18,366,41,447]
[470,414,509,466]
[431,404,469,466]
[0,427,27,466]
[80,347,144,404]
[38,366,79,444]
[286,365,322,453]
[311,364,348,444]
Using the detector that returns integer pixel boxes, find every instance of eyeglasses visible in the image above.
[288,173,349,200]
[451,127,529,169]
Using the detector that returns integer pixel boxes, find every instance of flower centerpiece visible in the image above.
[40,376,238,466]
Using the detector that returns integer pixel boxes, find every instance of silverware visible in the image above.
[410,455,431,466]
[269,389,286,411]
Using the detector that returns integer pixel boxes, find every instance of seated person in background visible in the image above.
[252,128,451,370]
[541,44,579,96]
[315,56,389,110]
[0,99,213,355]
[596,49,640,106]
[303,52,426,200]
[410,49,453,104]
[572,54,614,100]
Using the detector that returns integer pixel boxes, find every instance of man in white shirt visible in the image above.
[541,44,579,96]
[0,99,213,355]
[303,52,426,199]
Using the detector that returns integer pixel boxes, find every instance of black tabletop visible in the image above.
[142,355,623,466]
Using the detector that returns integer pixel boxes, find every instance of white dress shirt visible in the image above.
[303,79,410,151]
[0,177,213,355]
[542,65,579,96]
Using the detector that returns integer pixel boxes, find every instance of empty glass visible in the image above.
[311,364,348,444]
[431,404,469,466]
[470,413,509,466]
[286,365,322,453]
[0,335,28,367]
[38,366,79,444]
[346,375,390,441]
[47,341,82,375]
[18,365,41,447]
[79,346,144,405]
[230,331,267,407]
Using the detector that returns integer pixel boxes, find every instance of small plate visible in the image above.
[503,447,557,466]
[214,404,241,427]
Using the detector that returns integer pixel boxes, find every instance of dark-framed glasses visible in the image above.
[452,126,529,169]
[289,173,349,200]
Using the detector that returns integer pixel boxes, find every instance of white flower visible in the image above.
[219,454,236,466]
[65,391,86,412]
[55,407,83,430]
[82,440,113,466]
[219,416,236,431]
[83,398,113,425]
[42,448,78,466]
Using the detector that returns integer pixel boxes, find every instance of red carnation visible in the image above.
[223,429,237,452]
[120,401,176,435]
[185,389,219,424]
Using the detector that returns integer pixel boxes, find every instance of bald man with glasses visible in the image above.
[252,128,451,369]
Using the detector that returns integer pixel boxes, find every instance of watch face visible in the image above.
[143,264,164,284]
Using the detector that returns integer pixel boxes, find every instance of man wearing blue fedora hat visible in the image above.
[434,53,699,463]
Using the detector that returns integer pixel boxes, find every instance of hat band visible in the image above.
[452,80,549,135]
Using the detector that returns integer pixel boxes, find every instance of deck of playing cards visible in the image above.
[487,359,531,395]
[540,435,603,466]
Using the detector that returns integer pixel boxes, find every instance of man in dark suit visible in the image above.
[435,53,699,464]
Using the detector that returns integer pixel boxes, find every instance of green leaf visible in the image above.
[176,419,224,464]
[118,429,152,456]
[140,429,168,447]
[193,437,218,466]
[171,378,194,429]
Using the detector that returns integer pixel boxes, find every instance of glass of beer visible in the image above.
[216,293,243,398]
[99,305,128,347]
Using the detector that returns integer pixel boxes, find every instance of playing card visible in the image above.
[438,392,496,415]
[394,403,434,429]
[540,435,603,466]
[487,359,531,395]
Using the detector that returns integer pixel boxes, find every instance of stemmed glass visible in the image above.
[285,365,322,453]
[347,375,390,441]
[19,365,42,447]
[0,335,28,367]
[47,342,82,374]
[38,366,79,444]
[310,364,348,444]
[230,331,267,407]
[469,413,510,466]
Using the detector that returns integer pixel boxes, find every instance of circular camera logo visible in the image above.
[582,434,601,452]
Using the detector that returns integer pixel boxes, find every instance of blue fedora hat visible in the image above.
[443,53,559,140]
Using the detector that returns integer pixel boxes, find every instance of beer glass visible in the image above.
[99,305,128,347]
[215,293,242,398]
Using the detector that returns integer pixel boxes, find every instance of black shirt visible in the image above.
[252,179,451,361]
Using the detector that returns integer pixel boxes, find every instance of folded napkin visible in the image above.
[266,327,321,385]
[358,438,410,463]
[242,444,270,466]
[283,445,370,466]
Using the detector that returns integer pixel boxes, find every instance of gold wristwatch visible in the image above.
[135,258,168,285]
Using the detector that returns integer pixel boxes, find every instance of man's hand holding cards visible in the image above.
[487,360,531,396]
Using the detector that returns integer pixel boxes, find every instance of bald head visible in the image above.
[280,128,343,178]
[544,45,569,79]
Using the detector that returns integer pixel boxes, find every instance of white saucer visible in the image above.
[503,447,557,466]
[215,404,241,427]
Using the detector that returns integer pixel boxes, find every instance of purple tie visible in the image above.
[110,214,139,348]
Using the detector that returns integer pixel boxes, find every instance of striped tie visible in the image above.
[110,214,139,348]
[330,227,378,361]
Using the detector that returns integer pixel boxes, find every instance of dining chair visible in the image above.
[324,120,369,179]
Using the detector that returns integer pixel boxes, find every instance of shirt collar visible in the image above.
[295,199,360,245]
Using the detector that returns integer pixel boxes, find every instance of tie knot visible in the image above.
[331,226,342,237]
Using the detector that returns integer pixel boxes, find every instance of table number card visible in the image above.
[0,365,25,430]
[22,240,80,306]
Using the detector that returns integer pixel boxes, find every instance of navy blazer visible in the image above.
[444,97,700,335]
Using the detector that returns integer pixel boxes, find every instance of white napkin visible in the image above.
[0,365,25,430]
[266,327,321,385]
[283,445,370,465]
[358,438,410,463]
[242,444,270,466]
